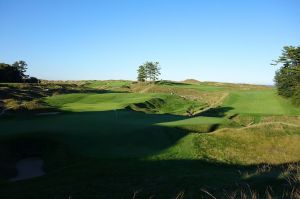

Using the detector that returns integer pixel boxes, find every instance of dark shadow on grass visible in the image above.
[0,109,191,159]
[0,106,232,160]
[208,124,220,132]
[0,154,297,198]
[0,108,298,198]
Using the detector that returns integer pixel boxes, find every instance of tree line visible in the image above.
[0,60,39,83]
[272,46,300,106]
[137,61,161,82]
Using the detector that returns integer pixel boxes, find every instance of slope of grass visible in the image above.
[45,93,156,112]
[46,92,207,115]
[147,123,300,164]
[127,95,207,115]
[194,123,300,164]
[222,90,300,116]
[157,80,271,92]
[157,80,226,91]
[84,80,132,89]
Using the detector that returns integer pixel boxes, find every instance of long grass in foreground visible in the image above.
[130,163,300,199]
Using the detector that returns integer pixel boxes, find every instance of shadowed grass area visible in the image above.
[1,110,299,164]
[0,154,298,198]
[0,110,221,159]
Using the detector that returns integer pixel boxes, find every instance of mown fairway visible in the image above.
[223,90,300,116]
[0,81,299,198]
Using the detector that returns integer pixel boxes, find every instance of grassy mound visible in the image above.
[126,97,166,113]
[182,79,202,84]
[157,116,230,134]
[127,95,206,115]
[149,122,300,164]
[196,123,300,164]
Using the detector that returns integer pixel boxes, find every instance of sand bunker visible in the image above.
[9,157,45,182]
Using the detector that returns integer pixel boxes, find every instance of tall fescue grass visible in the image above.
[139,163,300,199]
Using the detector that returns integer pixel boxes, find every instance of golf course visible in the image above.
[1,1,300,198]
[0,80,299,198]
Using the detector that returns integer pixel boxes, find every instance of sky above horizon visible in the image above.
[0,0,299,84]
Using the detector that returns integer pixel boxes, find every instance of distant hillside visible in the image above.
[181,79,201,84]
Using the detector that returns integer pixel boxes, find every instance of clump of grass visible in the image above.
[199,163,300,198]
[2,99,54,114]
[231,115,260,126]
[21,99,48,111]
[261,116,300,126]
[128,95,206,115]
[3,99,21,110]
[194,123,300,164]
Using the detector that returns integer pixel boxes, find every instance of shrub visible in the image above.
[25,77,40,83]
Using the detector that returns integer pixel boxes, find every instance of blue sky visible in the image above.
[0,0,299,84]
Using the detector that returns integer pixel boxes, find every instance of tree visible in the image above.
[137,65,147,82]
[0,60,39,83]
[146,61,161,82]
[25,77,40,83]
[137,61,161,82]
[0,63,22,82]
[272,46,300,105]
[12,60,28,80]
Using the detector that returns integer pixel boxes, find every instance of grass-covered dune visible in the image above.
[0,80,299,198]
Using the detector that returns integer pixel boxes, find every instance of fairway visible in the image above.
[222,90,300,116]
[45,93,157,111]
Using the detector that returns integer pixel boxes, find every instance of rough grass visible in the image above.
[147,123,300,164]
[261,115,300,125]
[127,95,207,115]
[195,123,300,164]
[0,82,108,113]
[130,82,227,106]
[158,80,271,91]
[1,98,53,113]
